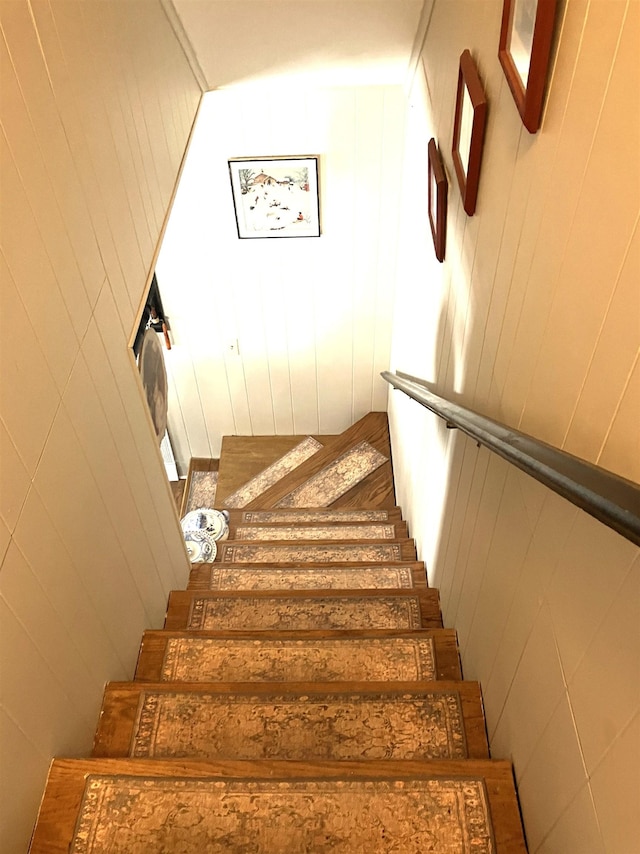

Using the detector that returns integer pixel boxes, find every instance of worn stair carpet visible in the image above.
[187,561,426,590]
[165,590,442,632]
[183,469,218,513]
[93,681,488,760]
[230,522,406,540]
[216,540,416,563]
[135,630,463,683]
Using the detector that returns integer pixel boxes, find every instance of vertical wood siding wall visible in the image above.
[155,86,406,472]
[390,1,639,851]
[0,3,201,850]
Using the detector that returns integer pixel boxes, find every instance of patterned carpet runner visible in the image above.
[233,523,396,541]
[276,440,388,507]
[222,437,323,508]
[218,542,404,563]
[200,564,417,590]
[30,418,527,854]
[187,594,425,631]
[183,470,218,514]
[159,636,439,683]
[242,509,393,522]
[69,773,494,853]
[127,689,467,760]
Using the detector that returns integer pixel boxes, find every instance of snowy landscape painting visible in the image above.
[229,156,320,238]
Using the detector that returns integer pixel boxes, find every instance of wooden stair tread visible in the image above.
[188,561,427,590]
[32,758,526,854]
[165,588,443,632]
[228,521,409,540]
[135,628,463,682]
[93,680,488,761]
[216,538,417,563]
[242,412,392,509]
[228,507,404,523]
[28,414,527,853]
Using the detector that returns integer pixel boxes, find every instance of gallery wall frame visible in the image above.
[498,0,558,133]
[228,156,320,239]
[427,138,447,262]
[452,50,488,217]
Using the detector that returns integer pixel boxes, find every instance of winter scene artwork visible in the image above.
[229,157,320,238]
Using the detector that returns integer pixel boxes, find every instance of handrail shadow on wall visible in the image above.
[382,370,640,547]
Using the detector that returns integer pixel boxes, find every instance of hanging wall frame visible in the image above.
[452,50,488,216]
[498,0,558,133]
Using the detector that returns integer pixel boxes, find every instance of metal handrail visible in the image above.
[382,370,640,546]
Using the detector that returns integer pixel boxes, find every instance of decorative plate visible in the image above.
[183,529,217,563]
[181,508,229,541]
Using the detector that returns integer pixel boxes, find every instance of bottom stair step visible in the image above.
[31,758,527,853]
[93,680,488,761]
[165,589,442,631]
[135,629,462,682]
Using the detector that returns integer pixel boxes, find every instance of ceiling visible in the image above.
[170,0,425,89]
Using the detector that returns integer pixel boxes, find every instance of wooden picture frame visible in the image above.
[452,50,488,217]
[228,156,320,238]
[498,0,558,133]
[427,139,447,262]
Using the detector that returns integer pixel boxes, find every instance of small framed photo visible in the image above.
[427,139,447,262]
[498,0,558,133]
[452,50,488,216]
[228,156,320,238]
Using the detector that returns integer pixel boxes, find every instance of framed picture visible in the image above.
[427,138,447,262]
[452,50,488,216]
[228,156,320,238]
[498,0,558,133]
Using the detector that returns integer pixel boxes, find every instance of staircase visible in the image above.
[30,413,527,852]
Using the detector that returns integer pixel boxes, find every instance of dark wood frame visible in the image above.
[452,50,488,217]
[427,139,447,262]
[498,0,558,133]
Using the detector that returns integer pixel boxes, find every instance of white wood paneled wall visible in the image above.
[0,3,201,850]
[155,86,406,471]
[389,1,639,852]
